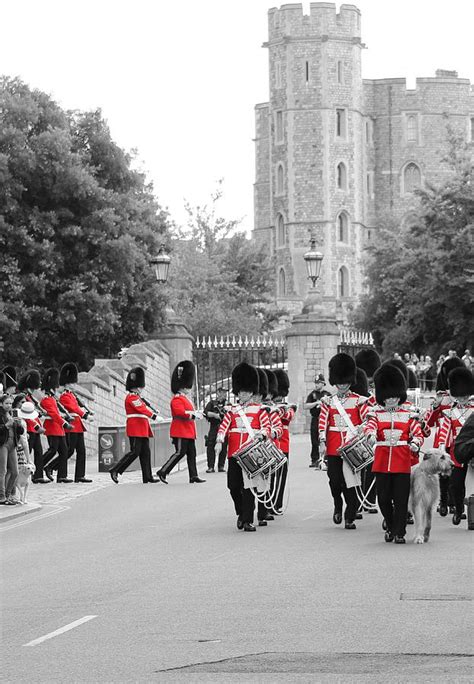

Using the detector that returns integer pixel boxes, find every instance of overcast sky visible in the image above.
[1,0,473,232]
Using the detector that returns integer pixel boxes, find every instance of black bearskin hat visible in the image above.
[1,366,17,390]
[231,361,259,396]
[436,357,464,391]
[17,369,41,392]
[448,367,474,398]
[273,369,290,398]
[355,349,381,380]
[328,353,356,386]
[126,366,146,392]
[351,368,369,397]
[265,369,278,399]
[256,368,269,398]
[384,358,409,382]
[41,368,60,392]
[59,362,78,386]
[171,360,195,394]
[374,364,407,405]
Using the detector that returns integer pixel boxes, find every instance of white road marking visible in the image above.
[0,505,70,531]
[301,512,317,521]
[24,615,97,646]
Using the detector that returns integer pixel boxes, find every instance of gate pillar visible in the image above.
[286,299,339,434]
[151,308,194,372]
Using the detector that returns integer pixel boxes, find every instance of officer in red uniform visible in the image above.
[17,369,48,483]
[216,361,271,531]
[254,368,278,525]
[156,360,205,484]
[319,353,367,529]
[437,367,474,525]
[109,367,158,484]
[364,364,424,544]
[273,368,296,513]
[58,363,93,483]
[41,368,73,483]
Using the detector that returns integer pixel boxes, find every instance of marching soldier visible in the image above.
[319,353,367,529]
[59,362,93,483]
[156,360,205,484]
[355,349,381,398]
[41,368,72,483]
[109,367,158,484]
[17,369,48,483]
[204,387,228,473]
[364,365,424,544]
[437,367,474,525]
[216,361,271,532]
[273,368,296,513]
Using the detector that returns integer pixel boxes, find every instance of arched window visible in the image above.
[337,212,349,242]
[407,115,417,143]
[337,60,343,84]
[404,163,421,193]
[276,163,284,195]
[278,268,286,296]
[337,162,347,190]
[338,266,349,298]
[276,213,285,246]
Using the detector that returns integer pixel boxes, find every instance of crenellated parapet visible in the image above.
[267,3,361,44]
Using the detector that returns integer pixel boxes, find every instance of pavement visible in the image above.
[1,434,473,683]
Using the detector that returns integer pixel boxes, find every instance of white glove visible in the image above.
[319,442,326,459]
[215,442,222,458]
[409,443,420,453]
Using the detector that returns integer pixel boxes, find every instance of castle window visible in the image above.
[274,12,280,29]
[365,119,373,145]
[276,110,283,143]
[337,61,343,84]
[367,229,372,241]
[471,117,474,142]
[337,212,349,243]
[403,163,421,193]
[337,162,347,190]
[275,61,282,89]
[305,61,310,83]
[336,109,347,138]
[278,268,286,296]
[338,266,349,298]
[276,213,285,246]
[407,115,418,143]
[276,164,284,196]
[366,172,374,197]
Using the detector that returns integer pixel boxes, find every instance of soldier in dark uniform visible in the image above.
[304,374,330,467]
[204,387,228,473]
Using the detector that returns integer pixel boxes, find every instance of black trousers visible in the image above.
[206,431,227,470]
[43,436,69,480]
[449,466,467,516]
[28,431,44,479]
[326,456,357,522]
[113,437,153,483]
[158,438,198,481]
[227,457,255,524]
[275,453,289,512]
[375,472,411,537]
[439,474,453,507]
[66,432,87,480]
[310,418,320,464]
[361,464,377,507]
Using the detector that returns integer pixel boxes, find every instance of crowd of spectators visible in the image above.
[391,349,473,391]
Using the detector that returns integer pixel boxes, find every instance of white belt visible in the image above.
[328,427,347,432]
[127,414,150,420]
[376,440,408,446]
[229,427,249,434]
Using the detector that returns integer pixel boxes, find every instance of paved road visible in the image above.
[1,435,472,683]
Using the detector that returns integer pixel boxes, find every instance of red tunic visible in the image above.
[423,391,452,446]
[60,391,87,433]
[125,393,154,438]
[170,393,196,440]
[364,406,424,474]
[269,407,283,449]
[217,403,271,457]
[318,392,368,456]
[40,394,66,437]
[279,405,295,454]
[437,401,474,469]
[25,393,44,434]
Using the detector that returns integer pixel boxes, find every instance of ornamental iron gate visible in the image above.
[337,329,375,359]
[194,334,287,408]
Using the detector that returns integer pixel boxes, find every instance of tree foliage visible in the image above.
[167,185,284,338]
[0,77,170,369]
[353,145,474,358]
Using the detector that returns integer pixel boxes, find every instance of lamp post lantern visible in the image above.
[150,245,171,283]
[303,238,323,288]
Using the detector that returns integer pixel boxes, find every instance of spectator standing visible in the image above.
[462,349,473,371]
[0,393,21,505]
[304,374,330,468]
[204,387,228,473]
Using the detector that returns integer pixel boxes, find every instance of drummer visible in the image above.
[216,362,271,532]
[318,353,368,529]
[364,364,424,544]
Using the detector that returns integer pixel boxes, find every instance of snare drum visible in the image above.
[338,433,374,473]
[234,437,286,478]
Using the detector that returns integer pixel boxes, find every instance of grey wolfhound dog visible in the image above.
[409,449,453,544]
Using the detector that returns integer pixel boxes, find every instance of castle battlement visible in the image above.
[363,71,471,95]
[268,2,361,42]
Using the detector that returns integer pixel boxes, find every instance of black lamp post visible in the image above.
[150,245,171,283]
[303,238,324,288]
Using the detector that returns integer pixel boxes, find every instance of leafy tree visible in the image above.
[0,77,170,370]
[354,143,474,358]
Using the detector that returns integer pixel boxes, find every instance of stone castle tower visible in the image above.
[253,3,473,321]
